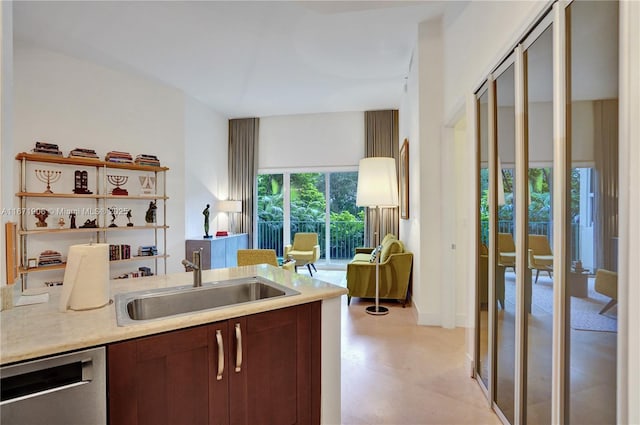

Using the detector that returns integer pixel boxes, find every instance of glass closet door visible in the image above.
[567,1,618,423]
[524,23,553,425]
[476,89,490,390]
[494,63,517,424]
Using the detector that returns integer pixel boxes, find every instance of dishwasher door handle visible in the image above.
[0,381,90,406]
[0,358,93,406]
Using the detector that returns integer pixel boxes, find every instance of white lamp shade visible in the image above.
[216,200,242,212]
[356,157,399,207]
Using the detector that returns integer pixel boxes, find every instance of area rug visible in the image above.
[504,274,617,333]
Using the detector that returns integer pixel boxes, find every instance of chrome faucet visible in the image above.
[181,249,202,287]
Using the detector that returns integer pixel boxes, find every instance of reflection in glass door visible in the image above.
[473,2,621,423]
[525,23,553,425]
[567,1,618,423]
[495,62,517,424]
[476,89,490,390]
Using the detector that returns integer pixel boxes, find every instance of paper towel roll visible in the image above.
[59,243,110,312]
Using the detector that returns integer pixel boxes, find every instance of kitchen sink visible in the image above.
[115,276,300,326]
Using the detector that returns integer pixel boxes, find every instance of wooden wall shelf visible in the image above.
[16,152,169,289]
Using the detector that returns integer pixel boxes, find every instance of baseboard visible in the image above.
[416,309,442,326]
[466,353,475,378]
[413,306,469,328]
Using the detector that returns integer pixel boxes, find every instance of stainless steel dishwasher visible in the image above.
[1,346,106,425]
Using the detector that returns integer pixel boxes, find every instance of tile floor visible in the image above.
[300,269,501,425]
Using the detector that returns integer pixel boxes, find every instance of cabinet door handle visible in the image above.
[234,323,242,373]
[215,329,224,381]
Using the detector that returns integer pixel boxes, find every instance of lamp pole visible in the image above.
[366,205,388,315]
[356,157,397,316]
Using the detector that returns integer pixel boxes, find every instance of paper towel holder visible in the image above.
[59,243,111,312]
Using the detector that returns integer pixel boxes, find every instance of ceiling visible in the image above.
[13,1,467,118]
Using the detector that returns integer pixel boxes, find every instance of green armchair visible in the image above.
[346,234,413,306]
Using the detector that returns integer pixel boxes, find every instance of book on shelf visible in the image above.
[137,245,158,256]
[134,153,161,167]
[33,141,63,156]
[109,244,131,261]
[105,151,133,164]
[69,148,99,160]
[37,250,63,266]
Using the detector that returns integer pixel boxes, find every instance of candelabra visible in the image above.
[108,175,129,196]
[35,169,62,194]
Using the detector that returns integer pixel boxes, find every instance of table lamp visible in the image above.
[216,200,242,234]
[356,157,399,315]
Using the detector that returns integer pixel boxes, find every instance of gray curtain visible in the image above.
[364,110,400,246]
[593,100,618,271]
[228,118,259,248]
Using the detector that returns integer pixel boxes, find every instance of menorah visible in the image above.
[35,169,62,194]
[108,175,129,196]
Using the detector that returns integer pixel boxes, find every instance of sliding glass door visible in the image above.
[257,173,285,255]
[473,1,620,423]
[257,170,361,263]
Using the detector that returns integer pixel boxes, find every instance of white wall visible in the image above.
[13,43,188,276]
[443,1,547,119]
[399,1,549,326]
[0,1,13,286]
[453,117,469,326]
[398,36,421,315]
[259,112,363,169]
[413,18,444,326]
[184,97,228,239]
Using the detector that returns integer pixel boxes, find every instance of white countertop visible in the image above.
[0,265,347,365]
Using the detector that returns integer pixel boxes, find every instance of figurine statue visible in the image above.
[126,209,133,227]
[145,201,157,225]
[35,209,49,227]
[58,217,65,229]
[108,207,118,227]
[79,218,97,228]
[69,212,77,229]
[203,204,211,238]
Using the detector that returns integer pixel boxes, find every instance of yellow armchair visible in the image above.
[346,234,413,306]
[498,232,516,270]
[595,268,617,314]
[284,232,321,276]
[528,234,553,283]
[237,249,295,272]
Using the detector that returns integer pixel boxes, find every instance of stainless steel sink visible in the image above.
[115,276,299,326]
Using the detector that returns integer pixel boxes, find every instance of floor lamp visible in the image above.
[356,157,399,316]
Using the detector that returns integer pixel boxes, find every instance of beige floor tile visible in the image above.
[341,297,501,425]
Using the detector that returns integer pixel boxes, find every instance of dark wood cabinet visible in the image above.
[108,302,321,425]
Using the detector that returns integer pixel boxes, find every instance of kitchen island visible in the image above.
[1,265,347,424]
